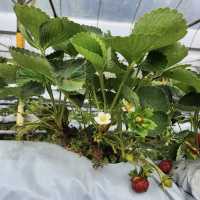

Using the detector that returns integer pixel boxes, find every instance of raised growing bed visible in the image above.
[0,3,200,200]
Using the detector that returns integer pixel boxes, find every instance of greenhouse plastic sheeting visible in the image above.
[0,141,190,200]
[1,0,200,23]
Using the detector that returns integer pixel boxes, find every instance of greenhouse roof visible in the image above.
[0,0,200,52]
[0,0,199,23]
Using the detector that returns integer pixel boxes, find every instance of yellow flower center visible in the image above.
[99,115,108,123]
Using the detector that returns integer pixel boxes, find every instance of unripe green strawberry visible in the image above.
[162,176,173,188]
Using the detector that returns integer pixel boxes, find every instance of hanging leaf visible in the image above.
[49,21,102,55]
[149,111,170,135]
[71,32,107,72]
[163,67,200,92]
[141,50,168,72]
[159,42,188,67]
[16,68,46,86]
[58,62,86,92]
[0,63,17,83]
[132,8,187,49]
[122,86,140,108]
[10,47,55,82]
[109,8,187,64]
[0,82,44,99]
[14,4,50,47]
[46,51,65,71]
[0,78,7,87]
[0,87,21,98]
[39,17,85,50]
[82,25,103,35]
[20,81,44,97]
[137,86,170,112]
[0,57,8,63]
[141,42,188,72]
[178,92,200,111]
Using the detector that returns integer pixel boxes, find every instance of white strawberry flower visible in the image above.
[122,99,135,113]
[94,112,111,125]
[103,72,117,79]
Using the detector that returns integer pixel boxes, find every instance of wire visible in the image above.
[96,0,102,27]
[0,42,9,49]
[189,23,200,48]
[188,19,200,28]
[49,0,57,17]
[175,0,184,9]
[129,0,143,33]
[0,30,15,35]
[59,0,62,16]
[26,0,33,4]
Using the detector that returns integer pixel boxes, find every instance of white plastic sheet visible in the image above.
[172,160,200,200]
[0,141,188,200]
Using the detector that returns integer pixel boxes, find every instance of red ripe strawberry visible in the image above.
[197,133,200,147]
[158,160,172,174]
[131,177,149,193]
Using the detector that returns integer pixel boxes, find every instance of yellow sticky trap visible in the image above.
[16,32,25,48]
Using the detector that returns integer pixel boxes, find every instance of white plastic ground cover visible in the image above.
[172,160,200,200]
[0,141,189,200]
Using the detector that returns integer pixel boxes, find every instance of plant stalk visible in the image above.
[99,72,107,111]
[194,109,200,147]
[16,6,25,136]
[110,66,133,111]
[16,98,25,130]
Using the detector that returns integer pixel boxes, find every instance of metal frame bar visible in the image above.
[0,30,16,35]
[96,0,102,27]
[190,23,200,48]
[129,0,143,32]
[49,0,58,17]
[188,19,200,28]
[175,0,184,9]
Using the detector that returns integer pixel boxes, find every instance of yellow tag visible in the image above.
[16,32,25,48]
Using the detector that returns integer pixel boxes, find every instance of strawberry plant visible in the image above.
[1,3,200,192]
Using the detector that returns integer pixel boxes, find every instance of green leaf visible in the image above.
[46,51,64,71]
[0,82,44,98]
[159,43,188,67]
[17,68,46,86]
[0,87,21,98]
[149,111,170,135]
[10,47,55,81]
[52,22,102,56]
[71,32,107,72]
[141,50,168,72]
[163,67,200,92]
[109,8,187,64]
[142,43,188,72]
[40,17,85,50]
[0,57,8,63]
[122,86,140,108]
[82,24,103,35]
[14,4,49,46]
[20,81,44,97]
[54,42,78,56]
[0,63,17,83]
[178,92,200,111]
[137,86,170,112]
[58,61,86,92]
[0,78,6,87]
[133,8,187,49]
